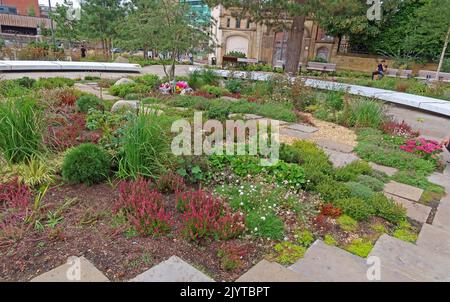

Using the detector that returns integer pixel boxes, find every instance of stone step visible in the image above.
[31,256,109,282]
[236,259,308,282]
[129,256,214,282]
[323,149,359,168]
[416,224,450,257]
[316,139,354,153]
[384,193,431,224]
[289,240,413,282]
[280,128,313,140]
[427,173,450,191]
[369,162,398,177]
[383,181,424,202]
[432,195,450,231]
[256,118,289,126]
[284,123,318,133]
[369,234,450,281]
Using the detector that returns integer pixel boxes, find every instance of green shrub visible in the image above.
[15,77,36,88]
[0,80,31,97]
[337,214,358,232]
[369,193,406,224]
[335,197,374,221]
[247,211,285,240]
[225,79,242,93]
[296,229,315,247]
[267,161,306,190]
[316,180,351,202]
[392,221,417,243]
[61,143,110,185]
[109,83,150,98]
[134,74,161,88]
[206,101,232,120]
[188,69,219,89]
[76,95,103,113]
[0,98,43,163]
[345,238,373,257]
[392,171,445,194]
[200,85,229,97]
[334,160,372,182]
[346,181,374,200]
[273,242,306,265]
[357,174,385,191]
[35,77,75,89]
[347,98,386,128]
[323,234,338,246]
[117,113,172,179]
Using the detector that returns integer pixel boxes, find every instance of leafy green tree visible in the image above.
[79,0,126,59]
[51,1,81,48]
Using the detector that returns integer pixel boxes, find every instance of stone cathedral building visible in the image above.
[210,5,341,67]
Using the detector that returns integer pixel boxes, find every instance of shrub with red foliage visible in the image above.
[114,178,172,236]
[57,90,78,107]
[319,203,342,218]
[0,178,32,210]
[45,112,99,150]
[380,120,419,138]
[217,241,255,271]
[176,190,245,242]
[190,90,215,99]
[156,172,186,194]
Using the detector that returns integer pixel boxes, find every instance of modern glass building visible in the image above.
[182,0,211,26]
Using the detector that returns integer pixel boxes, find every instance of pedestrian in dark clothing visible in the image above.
[81,45,87,58]
[372,59,387,80]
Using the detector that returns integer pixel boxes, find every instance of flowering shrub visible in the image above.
[176,190,245,241]
[155,172,186,194]
[159,81,190,94]
[400,138,443,160]
[0,178,32,210]
[115,178,172,236]
[381,120,419,138]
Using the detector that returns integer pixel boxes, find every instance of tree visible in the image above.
[122,0,214,83]
[51,1,81,48]
[79,0,126,59]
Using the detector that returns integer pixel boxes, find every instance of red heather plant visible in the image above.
[381,120,419,138]
[400,138,443,160]
[176,190,245,242]
[57,90,78,107]
[155,172,186,194]
[0,177,32,210]
[115,178,172,236]
[319,203,342,218]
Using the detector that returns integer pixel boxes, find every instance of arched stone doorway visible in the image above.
[225,35,249,56]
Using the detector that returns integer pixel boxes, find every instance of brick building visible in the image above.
[0,0,40,16]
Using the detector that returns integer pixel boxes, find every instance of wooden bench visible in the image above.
[386,68,413,78]
[306,62,336,72]
[416,70,450,82]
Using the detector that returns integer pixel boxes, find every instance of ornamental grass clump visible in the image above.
[115,178,172,236]
[176,190,245,242]
[0,98,44,163]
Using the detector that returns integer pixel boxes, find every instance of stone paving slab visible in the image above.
[428,173,450,191]
[384,193,431,224]
[31,256,109,282]
[417,224,450,257]
[369,162,398,177]
[284,123,318,133]
[323,149,359,168]
[236,260,307,282]
[289,240,368,282]
[74,83,118,101]
[432,195,450,231]
[316,139,354,153]
[130,256,214,282]
[383,181,424,202]
[288,240,413,282]
[280,128,313,140]
[243,114,264,120]
[369,234,450,281]
[256,118,289,126]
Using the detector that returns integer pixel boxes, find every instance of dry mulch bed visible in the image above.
[0,183,267,282]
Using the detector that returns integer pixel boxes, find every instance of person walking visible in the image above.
[80,44,87,59]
